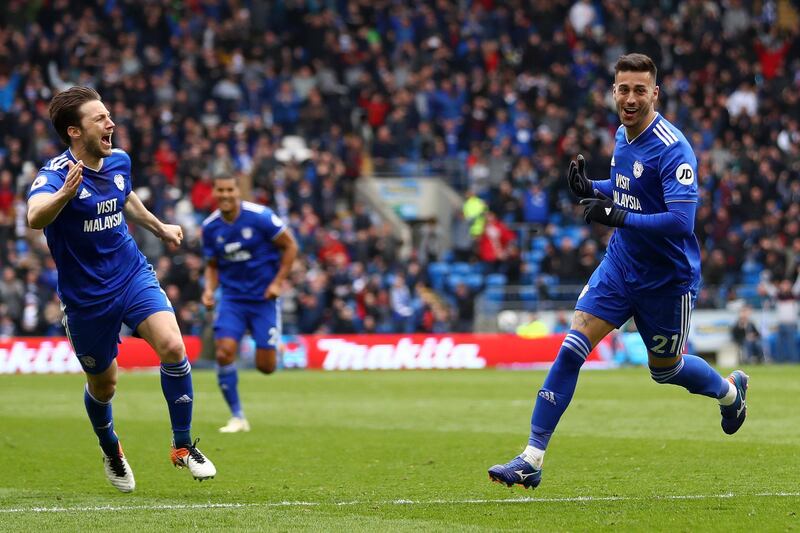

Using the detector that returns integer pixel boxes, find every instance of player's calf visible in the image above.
[649,355,731,399]
[255,348,277,374]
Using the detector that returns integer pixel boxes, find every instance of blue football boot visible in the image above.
[720,370,749,435]
[488,455,542,489]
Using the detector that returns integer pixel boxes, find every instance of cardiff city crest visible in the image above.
[241,227,253,239]
[633,160,644,178]
[114,174,125,191]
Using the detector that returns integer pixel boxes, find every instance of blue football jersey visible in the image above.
[605,113,701,294]
[28,149,148,308]
[202,201,286,301]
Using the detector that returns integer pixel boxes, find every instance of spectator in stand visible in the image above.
[463,188,488,239]
[190,173,215,216]
[452,282,477,334]
[759,276,800,363]
[451,210,475,263]
[522,181,549,226]
[703,249,729,288]
[491,180,522,224]
[478,212,516,274]
[731,305,764,364]
[0,267,24,327]
[555,237,583,284]
[317,229,350,268]
[389,273,415,334]
[0,171,15,260]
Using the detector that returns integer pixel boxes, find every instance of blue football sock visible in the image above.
[217,363,243,418]
[649,354,729,398]
[84,385,119,457]
[160,358,193,448]
[529,330,591,450]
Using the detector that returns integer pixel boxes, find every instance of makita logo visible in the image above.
[318,337,487,370]
[0,340,83,374]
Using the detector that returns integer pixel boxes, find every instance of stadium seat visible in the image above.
[451,262,472,276]
[486,273,507,286]
[741,261,763,285]
[519,286,538,310]
[736,285,759,300]
[446,274,466,291]
[539,274,559,285]
[564,225,586,242]
[486,286,505,302]
[469,262,486,275]
[428,262,450,291]
[464,273,484,290]
[531,236,549,251]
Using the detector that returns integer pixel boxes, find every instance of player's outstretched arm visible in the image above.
[27,160,84,229]
[264,228,298,300]
[581,191,695,237]
[202,258,218,309]
[623,202,695,237]
[123,190,183,246]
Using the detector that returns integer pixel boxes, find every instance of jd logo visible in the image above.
[676,163,694,185]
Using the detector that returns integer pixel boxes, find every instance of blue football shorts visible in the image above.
[62,266,174,374]
[574,258,695,358]
[214,297,281,350]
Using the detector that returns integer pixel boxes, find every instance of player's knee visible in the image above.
[158,336,186,364]
[88,379,116,402]
[215,348,235,366]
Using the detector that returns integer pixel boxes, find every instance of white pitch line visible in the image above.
[2,492,799,514]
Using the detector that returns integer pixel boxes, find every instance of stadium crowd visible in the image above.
[0,0,799,339]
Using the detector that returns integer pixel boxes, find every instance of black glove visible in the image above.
[579,191,627,228]
[567,154,593,198]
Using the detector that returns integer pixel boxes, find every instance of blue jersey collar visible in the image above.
[68,147,104,172]
[624,112,660,145]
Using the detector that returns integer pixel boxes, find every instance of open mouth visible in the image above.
[101,134,112,148]
[622,107,638,120]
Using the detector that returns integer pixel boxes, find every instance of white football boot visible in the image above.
[103,443,135,493]
[170,439,216,481]
[219,416,251,433]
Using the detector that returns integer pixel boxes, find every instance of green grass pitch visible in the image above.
[1,366,798,531]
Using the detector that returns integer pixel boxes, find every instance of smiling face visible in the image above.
[212,177,241,218]
[71,99,115,159]
[613,69,659,139]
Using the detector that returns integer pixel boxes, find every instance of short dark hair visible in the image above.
[212,174,239,185]
[614,53,657,83]
[49,86,102,145]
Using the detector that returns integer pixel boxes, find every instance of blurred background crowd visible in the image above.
[0,0,798,346]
